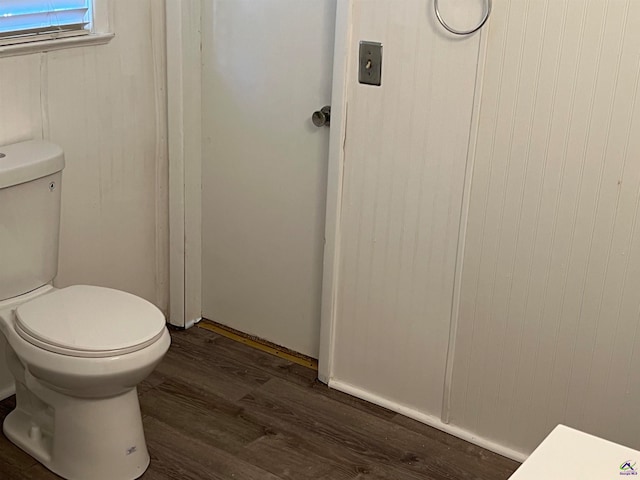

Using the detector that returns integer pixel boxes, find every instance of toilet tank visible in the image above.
[0,140,65,301]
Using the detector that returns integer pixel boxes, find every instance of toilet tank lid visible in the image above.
[16,286,166,354]
[0,140,65,189]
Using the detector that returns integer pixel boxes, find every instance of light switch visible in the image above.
[359,41,382,86]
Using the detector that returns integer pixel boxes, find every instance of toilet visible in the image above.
[0,139,171,480]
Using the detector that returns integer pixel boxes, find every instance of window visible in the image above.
[0,0,112,57]
[0,0,93,46]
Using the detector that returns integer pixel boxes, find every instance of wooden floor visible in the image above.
[0,325,520,479]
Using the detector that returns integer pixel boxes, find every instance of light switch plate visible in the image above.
[359,41,382,86]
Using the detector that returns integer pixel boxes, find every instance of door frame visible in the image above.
[166,0,203,329]
[166,0,352,381]
[317,0,353,383]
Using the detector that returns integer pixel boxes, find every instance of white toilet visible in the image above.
[0,139,171,480]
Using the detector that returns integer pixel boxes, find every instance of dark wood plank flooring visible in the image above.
[0,325,520,479]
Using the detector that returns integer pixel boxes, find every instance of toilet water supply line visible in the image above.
[434,0,492,36]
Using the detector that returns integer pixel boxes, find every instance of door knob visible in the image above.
[312,106,331,127]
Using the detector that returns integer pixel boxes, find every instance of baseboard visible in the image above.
[328,378,528,463]
[197,319,318,370]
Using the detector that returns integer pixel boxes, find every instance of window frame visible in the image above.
[0,0,113,58]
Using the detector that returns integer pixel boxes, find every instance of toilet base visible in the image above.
[4,380,150,480]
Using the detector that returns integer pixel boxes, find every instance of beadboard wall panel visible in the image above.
[331,0,482,415]
[0,56,42,145]
[450,0,640,456]
[0,1,168,312]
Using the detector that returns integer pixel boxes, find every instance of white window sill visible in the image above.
[0,33,114,59]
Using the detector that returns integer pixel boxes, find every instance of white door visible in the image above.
[201,0,336,358]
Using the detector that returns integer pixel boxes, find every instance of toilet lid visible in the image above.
[15,285,166,358]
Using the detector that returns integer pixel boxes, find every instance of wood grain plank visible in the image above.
[237,393,426,480]
[140,377,266,454]
[154,330,273,401]
[243,377,517,480]
[238,431,349,480]
[308,380,397,422]
[18,464,60,480]
[182,328,318,387]
[141,416,282,480]
[392,414,519,478]
[0,327,519,479]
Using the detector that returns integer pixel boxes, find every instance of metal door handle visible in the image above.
[312,106,331,127]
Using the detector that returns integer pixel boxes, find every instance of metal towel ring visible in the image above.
[434,0,492,36]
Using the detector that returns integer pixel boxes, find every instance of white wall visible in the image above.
[326,0,640,462]
[0,1,168,312]
[450,0,640,456]
[329,0,482,419]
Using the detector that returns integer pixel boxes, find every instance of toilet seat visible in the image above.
[15,285,166,358]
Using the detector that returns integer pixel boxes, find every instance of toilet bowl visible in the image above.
[0,285,170,480]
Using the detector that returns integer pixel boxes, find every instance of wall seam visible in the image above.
[441,20,490,425]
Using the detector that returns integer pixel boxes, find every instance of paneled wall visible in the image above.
[330,0,482,417]
[450,0,640,456]
[0,1,168,311]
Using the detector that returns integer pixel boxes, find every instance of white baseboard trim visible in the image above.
[185,316,202,330]
[328,378,528,464]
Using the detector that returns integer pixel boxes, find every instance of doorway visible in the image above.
[200,0,337,357]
